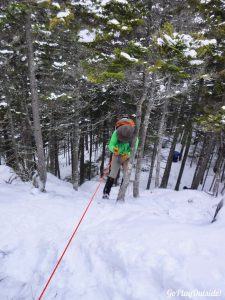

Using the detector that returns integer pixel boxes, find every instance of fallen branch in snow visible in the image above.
[4,174,18,184]
[0,249,9,257]
[211,198,224,223]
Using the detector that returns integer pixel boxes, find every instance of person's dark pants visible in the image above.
[103,177,114,195]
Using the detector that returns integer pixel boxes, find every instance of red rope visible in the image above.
[38,156,114,300]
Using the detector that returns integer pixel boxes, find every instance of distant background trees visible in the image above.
[0,0,224,195]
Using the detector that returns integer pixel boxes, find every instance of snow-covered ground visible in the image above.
[0,164,225,300]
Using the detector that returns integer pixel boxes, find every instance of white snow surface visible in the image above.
[0,165,225,299]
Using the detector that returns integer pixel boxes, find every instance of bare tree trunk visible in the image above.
[221,182,225,195]
[55,139,60,179]
[190,136,199,168]
[100,121,107,177]
[2,119,14,169]
[20,96,35,177]
[49,112,56,175]
[201,148,215,190]
[191,132,215,189]
[117,73,148,201]
[212,160,223,196]
[85,132,89,152]
[212,133,225,196]
[155,77,171,188]
[160,103,184,188]
[191,135,205,185]
[79,132,85,185]
[221,162,225,182]
[71,109,79,191]
[175,129,192,191]
[25,12,46,191]
[88,125,93,180]
[7,102,20,173]
[68,134,71,166]
[133,75,156,197]
[146,138,158,190]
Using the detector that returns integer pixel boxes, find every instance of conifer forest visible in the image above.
[0,0,225,198]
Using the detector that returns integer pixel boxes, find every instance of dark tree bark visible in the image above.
[146,139,158,190]
[71,109,79,191]
[88,126,93,180]
[68,134,71,166]
[175,129,192,191]
[201,148,215,190]
[100,121,107,177]
[20,97,34,177]
[2,115,18,170]
[79,132,85,185]
[212,134,225,196]
[54,139,60,179]
[190,135,199,168]
[191,132,215,189]
[49,112,56,176]
[160,103,183,188]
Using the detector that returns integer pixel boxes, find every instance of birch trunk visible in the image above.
[25,12,46,191]
[133,75,156,197]
[117,73,148,201]
[155,77,171,188]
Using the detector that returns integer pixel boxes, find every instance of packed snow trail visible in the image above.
[0,165,225,300]
[38,157,113,300]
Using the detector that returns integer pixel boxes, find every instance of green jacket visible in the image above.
[108,130,139,156]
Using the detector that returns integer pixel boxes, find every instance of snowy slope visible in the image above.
[0,166,225,300]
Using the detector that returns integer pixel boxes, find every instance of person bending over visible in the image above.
[103,120,138,199]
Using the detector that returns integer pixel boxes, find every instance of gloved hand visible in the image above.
[113,147,120,156]
[121,153,128,161]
